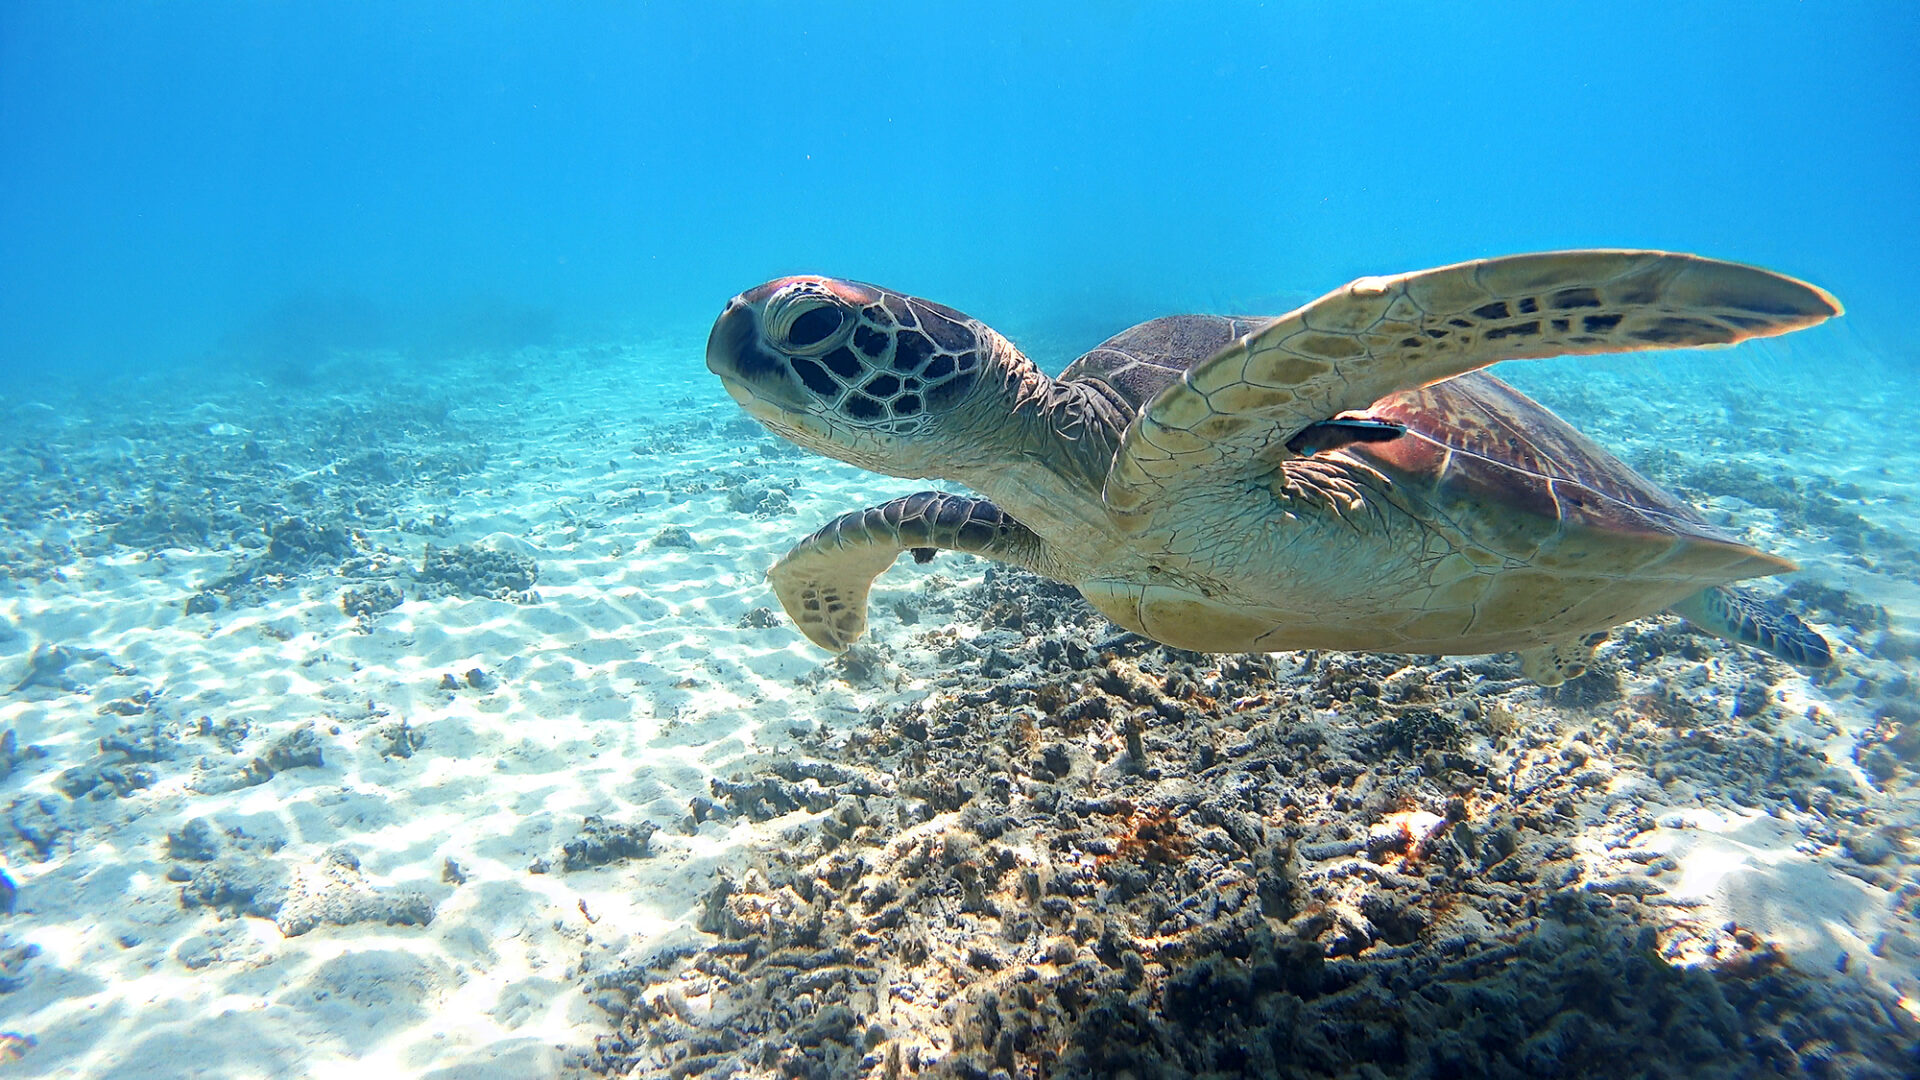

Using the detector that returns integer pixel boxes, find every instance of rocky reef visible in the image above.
[583,568,1920,1079]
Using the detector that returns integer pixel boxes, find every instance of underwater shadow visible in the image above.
[934,894,1919,1079]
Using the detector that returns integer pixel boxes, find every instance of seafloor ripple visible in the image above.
[0,349,1916,1078]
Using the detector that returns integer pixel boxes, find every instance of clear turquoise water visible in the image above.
[3,8,1920,1073]
[2,2,1915,375]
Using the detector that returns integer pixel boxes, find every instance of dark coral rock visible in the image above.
[188,715,253,754]
[167,818,226,861]
[649,526,696,550]
[177,857,291,920]
[338,449,400,483]
[1368,706,1465,757]
[417,542,538,601]
[724,480,795,518]
[1548,658,1626,708]
[737,606,779,629]
[111,506,213,551]
[1865,700,1920,769]
[54,759,156,800]
[264,726,325,771]
[0,934,41,993]
[574,557,1920,1080]
[263,516,361,569]
[169,820,297,919]
[379,720,426,760]
[189,757,276,795]
[277,885,435,936]
[560,815,659,871]
[710,775,834,820]
[95,689,156,717]
[340,583,403,618]
[101,719,179,762]
[207,517,372,607]
[5,796,73,859]
[0,729,47,782]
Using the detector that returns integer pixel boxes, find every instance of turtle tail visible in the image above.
[1669,585,1833,669]
[767,492,1053,652]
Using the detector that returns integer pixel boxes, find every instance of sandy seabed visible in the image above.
[0,335,1916,1078]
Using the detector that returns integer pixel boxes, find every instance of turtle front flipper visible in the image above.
[1104,250,1840,524]
[768,492,1053,652]
[1670,585,1833,669]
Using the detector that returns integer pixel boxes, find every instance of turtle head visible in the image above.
[707,276,1010,478]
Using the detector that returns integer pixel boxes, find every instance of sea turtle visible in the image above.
[706,251,1838,684]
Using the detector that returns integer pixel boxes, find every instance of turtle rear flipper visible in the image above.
[768,492,1052,651]
[1670,585,1833,669]
[1518,636,1604,687]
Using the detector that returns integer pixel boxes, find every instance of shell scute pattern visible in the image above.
[1360,376,1732,544]
[1058,316,1264,410]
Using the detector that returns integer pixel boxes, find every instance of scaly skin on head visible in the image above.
[705,275,1136,583]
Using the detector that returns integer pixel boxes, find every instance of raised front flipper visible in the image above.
[767,492,1052,652]
[1104,250,1841,526]
[1671,585,1833,669]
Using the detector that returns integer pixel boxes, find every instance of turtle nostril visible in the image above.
[787,305,844,349]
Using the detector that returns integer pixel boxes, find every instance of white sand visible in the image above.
[0,348,963,1078]
[1512,351,1920,1019]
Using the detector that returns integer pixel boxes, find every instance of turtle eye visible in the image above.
[787,305,843,349]
[766,285,853,356]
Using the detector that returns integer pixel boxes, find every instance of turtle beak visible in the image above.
[707,293,817,426]
[705,298,759,382]
[707,297,782,396]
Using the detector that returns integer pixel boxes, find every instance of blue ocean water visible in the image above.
[4,5,1920,1077]
[3,2,1916,376]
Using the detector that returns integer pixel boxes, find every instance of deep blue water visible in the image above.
[2,2,1916,377]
